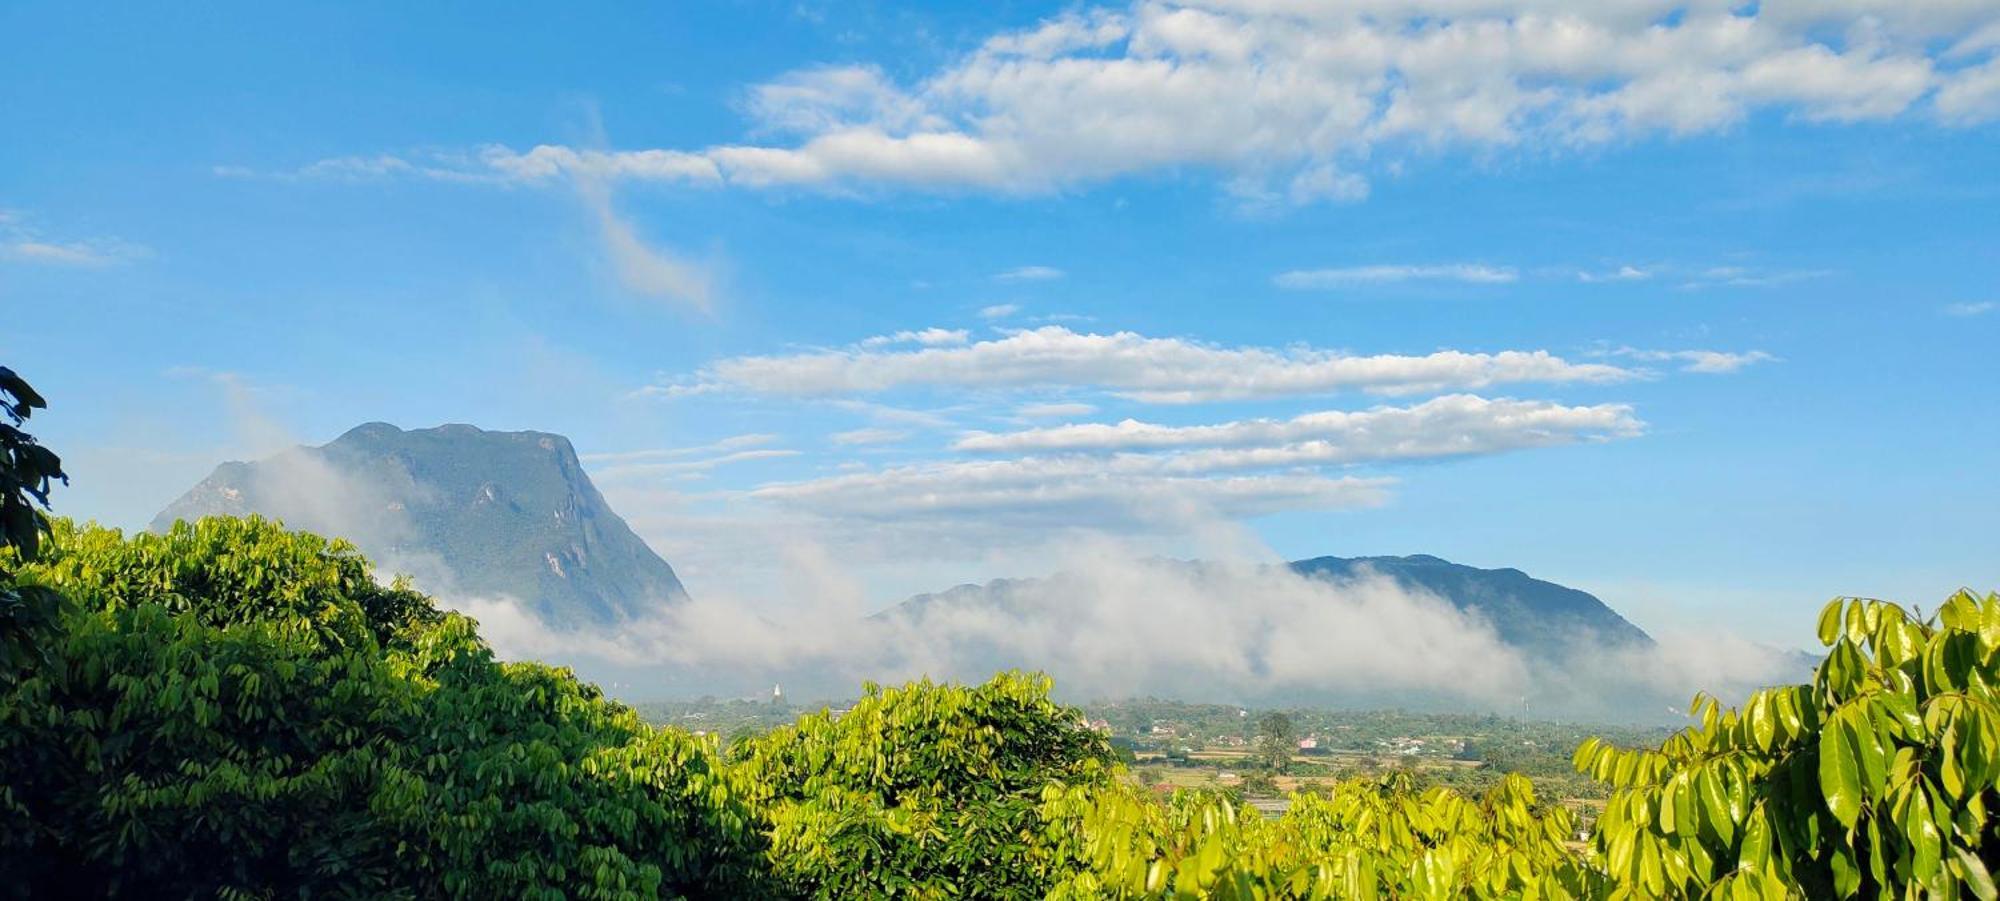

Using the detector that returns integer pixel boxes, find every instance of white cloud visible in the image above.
[956,394,1642,459]
[751,457,1392,528]
[1737,44,1936,122]
[481,144,721,184]
[830,427,909,446]
[830,399,959,428]
[1,241,130,266]
[1014,401,1098,419]
[1566,262,1826,288]
[858,327,970,347]
[1678,265,1831,289]
[645,325,1634,403]
[0,213,150,267]
[979,303,1022,319]
[581,433,778,464]
[1275,263,1519,288]
[1944,301,1996,316]
[1606,347,1779,374]
[462,549,1555,706]
[467,543,1800,716]
[593,448,800,481]
[1577,264,1653,283]
[575,178,716,311]
[994,264,1066,281]
[223,146,722,185]
[302,2,1999,201]
[295,154,423,181]
[1936,57,2000,123]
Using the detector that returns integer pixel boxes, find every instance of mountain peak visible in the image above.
[337,420,406,441]
[153,422,686,625]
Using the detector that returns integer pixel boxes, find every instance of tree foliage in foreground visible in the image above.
[0,366,66,679]
[0,366,65,561]
[0,517,764,899]
[1042,772,1601,899]
[1033,591,2000,899]
[1575,593,2000,899]
[0,405,1994,899]
[732,671,1116,898]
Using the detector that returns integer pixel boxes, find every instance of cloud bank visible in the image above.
[462,548,1806,721]
[263,1,2000,203]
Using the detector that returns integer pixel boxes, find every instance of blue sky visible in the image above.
[5,0,1998,650]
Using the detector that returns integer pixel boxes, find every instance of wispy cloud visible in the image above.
[1944,301,1996,317]
[215,146,721,186]
[1570,262,1833,290]
[858,328,969,348]
[592,448,800,481]
[643,325,1634,404]
[830,427,909,446]
[574,177,716,312]
[1013,401,1097,419]
[1604,347,1780,374]
[0,212,150,267]
[752,459,1392,529]
[978,303,1021,319]
[994,265,1064,282]
[1274,264,1518,289]
[830,399,958,429]
[956,395,1642,459]
[1577,265,1653,283]
[581,433,778,465]
[1678,266,1832,290]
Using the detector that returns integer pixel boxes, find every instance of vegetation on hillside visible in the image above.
[2,368,1995,898]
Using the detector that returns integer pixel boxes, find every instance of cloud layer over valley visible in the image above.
[461,546,1808,722]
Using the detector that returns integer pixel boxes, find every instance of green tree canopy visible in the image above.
[1042,772,1601,899]
[0,517,765,899]
[1255,711,1297,773]
[732,671,1116,898]
[0,365,67,680]
[0,365,65,561]
[1574,592,2000,898]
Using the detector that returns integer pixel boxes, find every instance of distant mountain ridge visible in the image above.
[152,422,686,624]
[1288,554,1652,650]
[890,553,1652,658]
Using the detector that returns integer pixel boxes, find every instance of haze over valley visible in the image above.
[143,420,1809,720]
